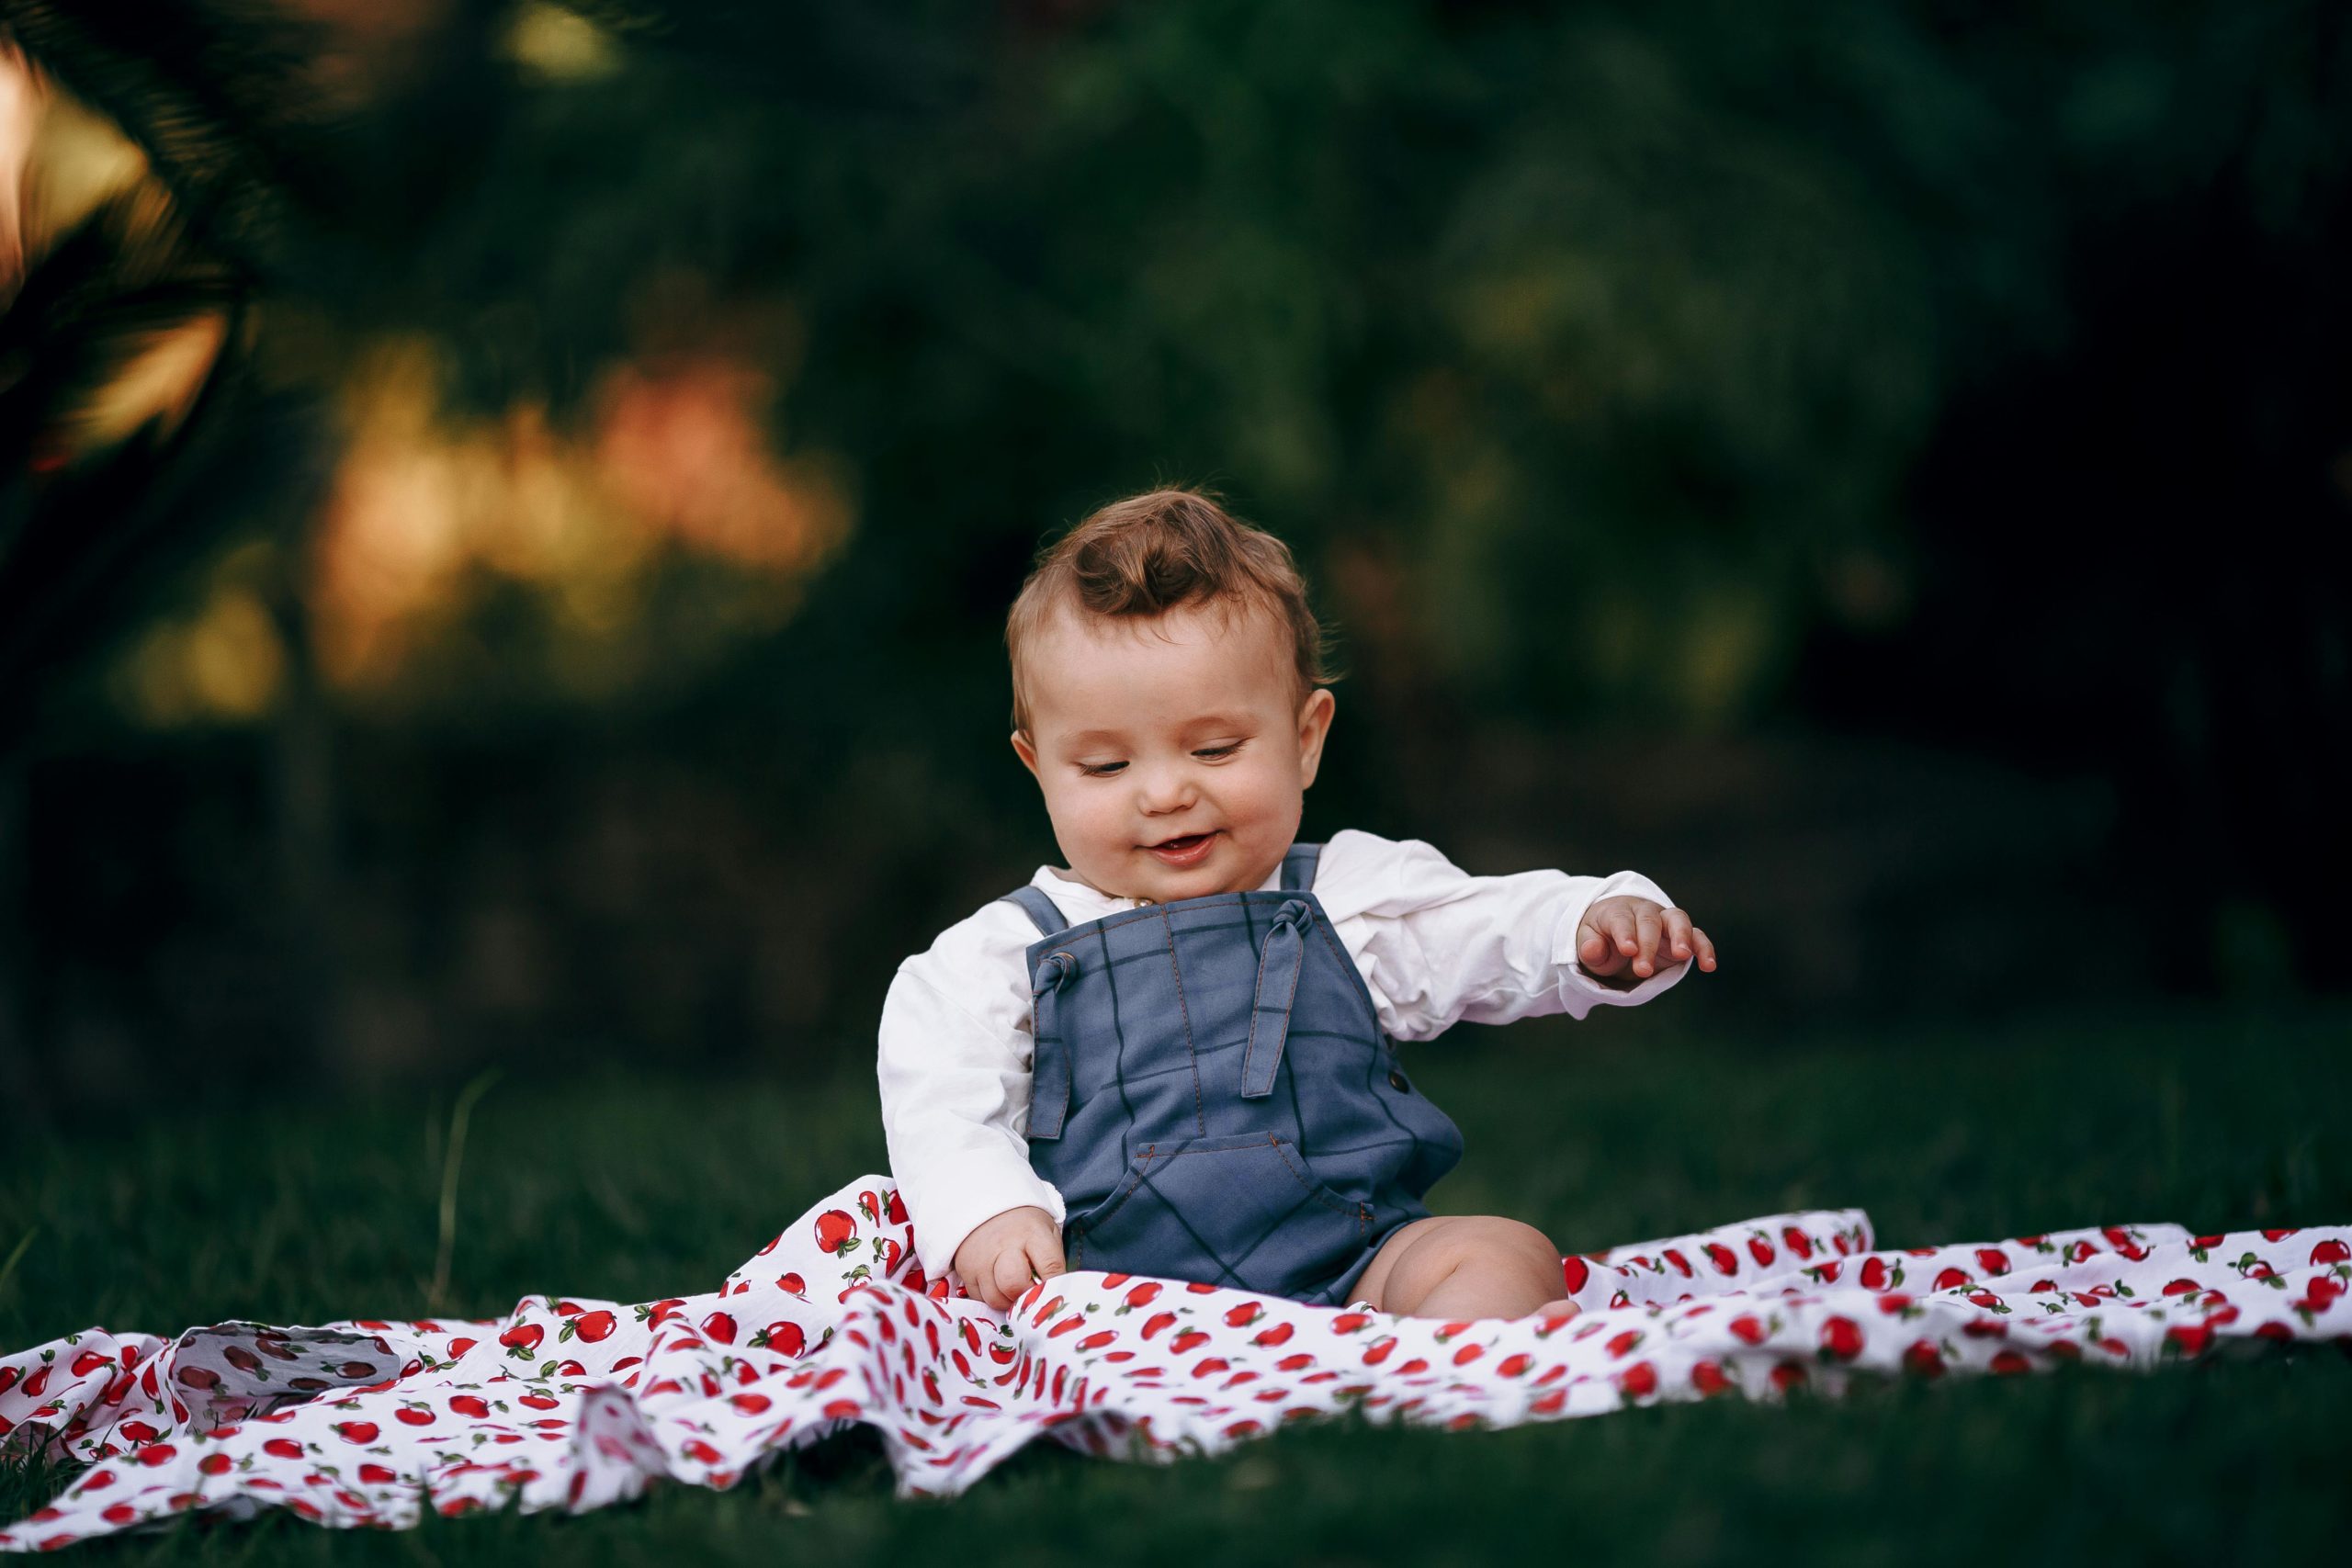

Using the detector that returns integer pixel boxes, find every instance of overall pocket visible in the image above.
[1067,1132,1370,1301]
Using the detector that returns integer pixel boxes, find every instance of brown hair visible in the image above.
[1006,487,1334,733]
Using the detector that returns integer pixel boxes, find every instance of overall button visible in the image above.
[1387,1070,1411,1093]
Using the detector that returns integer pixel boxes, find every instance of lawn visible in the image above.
[3,1001,2346,1564]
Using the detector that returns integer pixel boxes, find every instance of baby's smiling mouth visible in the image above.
[1143,829,1218,859]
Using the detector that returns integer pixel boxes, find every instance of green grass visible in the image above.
[4,1001,2346,1564]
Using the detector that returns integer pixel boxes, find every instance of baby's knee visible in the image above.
[1428,1215,1561,1276]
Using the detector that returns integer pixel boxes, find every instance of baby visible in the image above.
[876,489,1715,1323]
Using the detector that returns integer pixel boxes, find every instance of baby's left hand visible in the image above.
[1576,897,1716,984]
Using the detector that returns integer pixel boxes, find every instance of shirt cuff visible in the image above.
[907,1161,1069,1284]
[1550,869,1690,1018]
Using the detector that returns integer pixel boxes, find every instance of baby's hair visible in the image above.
[1006,486,1334,734]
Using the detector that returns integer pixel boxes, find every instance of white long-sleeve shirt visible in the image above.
[876,828,1690,1280]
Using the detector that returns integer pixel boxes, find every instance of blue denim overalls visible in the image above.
[997,841,1467,1306]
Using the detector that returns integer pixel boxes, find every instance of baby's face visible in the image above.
[1012,599,1335,904]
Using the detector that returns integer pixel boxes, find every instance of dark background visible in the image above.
[0,0,2345,1118]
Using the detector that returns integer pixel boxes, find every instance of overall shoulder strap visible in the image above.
[997,884,1069,938]
[1279,840,1322,891]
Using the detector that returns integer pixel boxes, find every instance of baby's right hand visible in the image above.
[952,1205,1067,1312]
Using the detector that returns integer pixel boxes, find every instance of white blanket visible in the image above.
[3,1173,2345,1551]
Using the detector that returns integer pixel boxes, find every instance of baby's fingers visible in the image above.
[1689,923,1718,972]
[1631,907,1665,977]
[988,1250,1033,1314]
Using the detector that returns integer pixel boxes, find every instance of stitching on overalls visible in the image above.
[1310,916,1381,1033]
[1158,906,1206,1138]
[1069,1142,1158,1248]
[1262,1134,1368,1227]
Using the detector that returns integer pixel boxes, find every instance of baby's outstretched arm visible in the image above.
[1575,896,1717,985]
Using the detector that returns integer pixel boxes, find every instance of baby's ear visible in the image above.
[1010,729,1041,779]
[1296,687,1336,787]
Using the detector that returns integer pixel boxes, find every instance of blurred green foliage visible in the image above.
[0,1,2346,1101]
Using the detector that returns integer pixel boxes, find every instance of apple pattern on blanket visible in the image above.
[1,1179,2346,1551]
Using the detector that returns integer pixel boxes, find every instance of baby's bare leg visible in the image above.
[1353,1214,1572,1319]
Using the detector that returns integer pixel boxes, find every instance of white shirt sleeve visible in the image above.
[1311,829,1690,1042]
[876,899,1069,1281]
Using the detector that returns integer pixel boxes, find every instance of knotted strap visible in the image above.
[1239,897,1314,1100]
[1027,949,1079,1139]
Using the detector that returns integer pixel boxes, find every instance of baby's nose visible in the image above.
[1136,764,1196,810]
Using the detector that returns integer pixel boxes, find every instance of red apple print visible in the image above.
[1747,1236,1776,1267]
[264,1438,304,1460]
[2312,1239,2350,1266]
[1858,1258,1891,1290]
[1079,1330,1117,1351]
[1704,1243,1738,1275]
[499,1324,543,1353]
[198,1452,235,1475]
[1818,1316,1862,1359]
[730,1393,772,1416]
[1190,1357,1230,1378]
[70,1350,110,1378]
[1125,1281,1163,1310]
[1781,1226,1814,1260]
[2162,1278,2199,1296]
[1254,1322,1295,1348]
[1988,1349,2030,1376]
[886,1190,909,1224]
[757,1322,808,1358]
[1170,1330,1211,1354]
[335,1422,379,1445]
[1901,1340,1944,1379]
[1690,1360,1731,1397]
[1931,1268,1969,1292]
[519,1393,559,1410]
[1361,1337,1398,1366]
[1496,1352,1533,1378]
[1562,1256,1590,1292]
[175,1365,220,1391]
[1223,1302,1262,1329]
[1329,1313,1371,1334]
[1615,1361,1657,1398]
[1728,1314,1767,1346]
[357,1463,398,1485]
[0,1367,14,1395]
[1661,1249,1692,1279]
[1605,1329,1643,1359]
[683,1438,721,1465]
[2261,1228,2297,1242]
[118,1420,160,1444]
[815,1211,857,1254]
[446,1337,477,1359]
[449,1395,491,1418]
[701,1313,738,1346]
[571,1311,616,1344]
[222,1347,260,1373]
[776,1273,807,1296]
[394,1408,434,1427]
[1769,1360,1806,1394]
[1974,1248,2010,1277]
[2165,1324,2212,1357]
